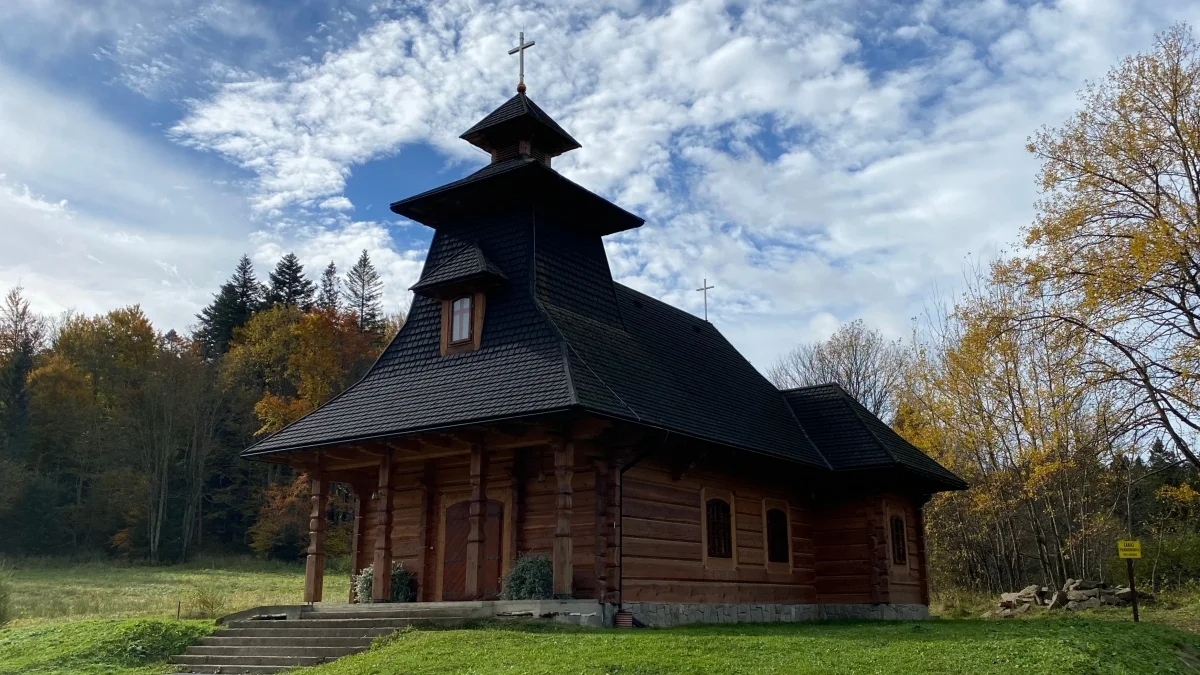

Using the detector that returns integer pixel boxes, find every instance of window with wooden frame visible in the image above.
[763,499,792,566]
[450,296,473,343]
[439,291,486,355]
[700,487,736,569]
[890,514,908,566]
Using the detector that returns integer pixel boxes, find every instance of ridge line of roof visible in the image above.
[779,382,843,393]
[830,383,901,468]
[559,340,578,407]
[776,385,834,471]
[536,298,642,422]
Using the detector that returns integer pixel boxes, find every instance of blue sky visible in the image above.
[2,0,1198,368]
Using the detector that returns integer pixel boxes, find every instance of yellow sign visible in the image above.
[1118,540,1141,559]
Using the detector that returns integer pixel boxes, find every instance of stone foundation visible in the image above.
[621,602,929,627]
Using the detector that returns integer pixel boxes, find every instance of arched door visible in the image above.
[442,499,503,600]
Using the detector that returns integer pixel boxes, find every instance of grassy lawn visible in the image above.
[304,619,1200,675]
[0,619,213,675]
[5,556,349,625]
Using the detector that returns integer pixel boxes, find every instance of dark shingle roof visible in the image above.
[460,93,581,156]
[782,383,966,489]
[539,287,827,469]
[410,245,507,296]
[390,157,643,236]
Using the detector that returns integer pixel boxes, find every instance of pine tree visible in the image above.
[316,261,340,312]
[344,249,383,332]
[265,253,315,310]
[195,255,265,356]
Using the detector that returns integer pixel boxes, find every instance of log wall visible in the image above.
[618,459,817,604]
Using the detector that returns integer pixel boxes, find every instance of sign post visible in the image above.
[1117,540,1141,623]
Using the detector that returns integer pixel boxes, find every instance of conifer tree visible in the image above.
[195,255,265,356]
[265,253,315,310]
[316,261,340,312]
[343,249,383,332]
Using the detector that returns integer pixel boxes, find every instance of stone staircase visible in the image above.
[167,603,482,674]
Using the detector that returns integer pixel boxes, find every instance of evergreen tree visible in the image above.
[265,253,315,310]
[316,261,340,312]
[195,255,265,356]
[343,249,383,332]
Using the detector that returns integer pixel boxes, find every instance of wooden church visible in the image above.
[243,64,966,625]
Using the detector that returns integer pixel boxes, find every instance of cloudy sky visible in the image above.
[1,0,1197,369]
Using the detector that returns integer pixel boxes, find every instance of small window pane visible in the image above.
[706,499,732,559]
[766,508,789,564]
[890,515,907,565]
[451,297,472,342]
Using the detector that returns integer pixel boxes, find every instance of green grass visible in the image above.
[0,619,213,675]
[306,619,1200,675]
[5,555,348,625]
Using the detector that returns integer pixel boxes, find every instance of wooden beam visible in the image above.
[371,451,394,602]
[553,439,575,597]
[465,444,488,598]
[915,501,930,606]
[303,465,328,603]
[348,482,367,603]
[604,454,622,604]
[593,457,608,601]
[418,461,437,602]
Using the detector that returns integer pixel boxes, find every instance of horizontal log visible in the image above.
[622,517,701,542]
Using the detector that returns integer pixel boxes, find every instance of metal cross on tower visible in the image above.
[697,278,715,321]
[508,31,535,93]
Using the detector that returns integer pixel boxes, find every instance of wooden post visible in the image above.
[419,461,437,602]
[1127,558,1139,622]
[465,444,488,599]
[348,483,366,603]
[593,458,609,601]
[604,457,622,604]
[915,499,930,606]
[372,452,394,602]
[553,439,575,597]
[303,467,328,603]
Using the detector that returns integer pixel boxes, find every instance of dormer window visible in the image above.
[451,296,473,343]
[408,245,506,357]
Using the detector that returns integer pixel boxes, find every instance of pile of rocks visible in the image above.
[990,579,1152,617]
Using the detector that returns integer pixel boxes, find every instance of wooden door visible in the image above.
[441,499,504,600]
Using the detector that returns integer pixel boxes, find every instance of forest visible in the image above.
[1,26,1199,599]
[0,249,399,564]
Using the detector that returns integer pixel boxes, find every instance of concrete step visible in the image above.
[213,626,396,638]
[168,666,296,674]
[301,606,485,620]
[186,645,362,658]
[170,653,327,667]
[225,616,468,630]
[201,635,375,647]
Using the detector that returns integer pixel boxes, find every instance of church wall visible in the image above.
[618,456,818,605]
[354,444,602,601]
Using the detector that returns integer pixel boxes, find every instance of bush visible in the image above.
[99,620,212,665]
[353,562,416,603]
[0,561,12,626]
[500,554,553,600]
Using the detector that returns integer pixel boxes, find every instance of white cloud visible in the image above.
[10,0,1200,370]
[0,64,251,332]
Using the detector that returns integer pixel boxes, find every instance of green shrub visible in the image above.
[0,561,12,626]
[99,619,212,665]
[353,562,416,603]
[500,554,553,600]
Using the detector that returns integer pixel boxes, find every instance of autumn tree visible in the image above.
[1009,23,1200,471]
[266,253,316,310]
[768,319,907,419]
